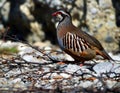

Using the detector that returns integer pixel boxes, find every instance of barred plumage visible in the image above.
[52,10,114,61]
[62,32,91,53]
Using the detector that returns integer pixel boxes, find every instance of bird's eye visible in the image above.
[57,14,63,20]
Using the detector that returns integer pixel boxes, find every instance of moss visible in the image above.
[0,47,19,54]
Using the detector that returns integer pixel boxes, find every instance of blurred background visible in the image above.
[0,0,120,53]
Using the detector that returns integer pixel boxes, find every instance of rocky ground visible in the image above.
[0,0,120,92]
[0,40,120,93]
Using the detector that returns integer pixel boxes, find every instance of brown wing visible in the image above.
[72,30,114,60]
[62,32,97,60]
[71,28,104,50]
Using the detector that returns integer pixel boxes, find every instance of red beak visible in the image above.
[52,12,57,16]
[52,11,61,16]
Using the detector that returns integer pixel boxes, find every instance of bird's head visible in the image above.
[52,10,71,22]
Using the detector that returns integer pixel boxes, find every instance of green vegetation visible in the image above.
[0,47,19,54]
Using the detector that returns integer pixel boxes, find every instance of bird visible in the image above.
[52,10,114,62]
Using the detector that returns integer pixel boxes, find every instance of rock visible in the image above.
[99,0,112,9]
[104,35,114,43]
[109,53,120,61]
[106,80,117,89]
[33,41,51,48]
[1,1,10,23]
[60,73,71,78]
[79,81,93,88]
[65,64,82,74]
[0,78,8,87]
[90,8,98,15]
[93,62,120,77]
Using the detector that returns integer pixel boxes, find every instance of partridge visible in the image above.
[52,10,113,62]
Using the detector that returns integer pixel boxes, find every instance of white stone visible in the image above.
[65,64,82,74]
[79,81,93,88]
[109,53,120,62]
[60,73,71,78]
[90,8,98,14]
[11,78,21,84]
[106,80,117,89]
[93,62,120,77]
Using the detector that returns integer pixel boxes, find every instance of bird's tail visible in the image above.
[101,50,114,61]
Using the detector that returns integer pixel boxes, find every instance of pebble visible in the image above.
[79,81,93,88]
[106,80,117,89]
[90,8,98,14]
[65,64,82,74]
[60,73,71,78]
[93,62,120,77]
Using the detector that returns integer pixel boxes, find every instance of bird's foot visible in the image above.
[57,61,65,65]
[79,63,83,67]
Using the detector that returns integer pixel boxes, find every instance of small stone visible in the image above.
[79,81,93,88]
[65,64,82,74]
[44,46,52,51]
[60,73,71,78]
[0,78,7,87]
[106,80,117,89]
[93,62,120,77]
[90,8,98,14]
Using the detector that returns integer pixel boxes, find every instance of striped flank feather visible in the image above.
[62,32,91,52]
